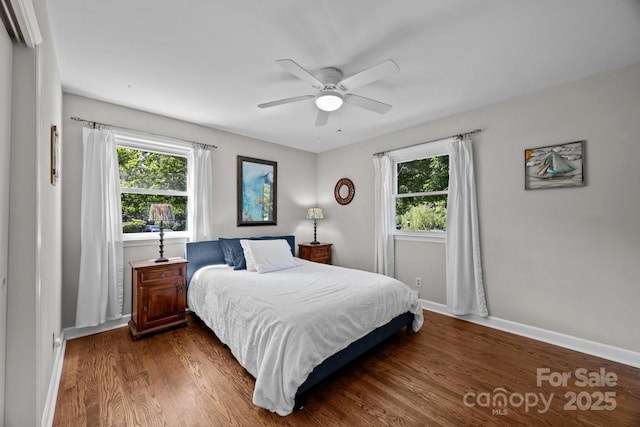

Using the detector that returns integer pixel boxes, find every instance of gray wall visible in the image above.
[61,94,318,328]
[5,0,63,424]
[317,63,640,353]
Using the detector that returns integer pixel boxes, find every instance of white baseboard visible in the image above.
[41,336,66,427]
[63,315,131,341]
[421,300,640,369]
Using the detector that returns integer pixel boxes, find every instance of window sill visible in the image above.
[123,232,189,248]
[394,231,446,244]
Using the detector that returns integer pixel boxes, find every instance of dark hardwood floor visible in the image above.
[53,311,640,426]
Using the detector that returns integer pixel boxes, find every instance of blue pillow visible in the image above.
[218,238,245,269]
[218,238,237,266]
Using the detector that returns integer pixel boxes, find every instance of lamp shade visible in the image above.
[149,203,175,222]
[306,207,323,220]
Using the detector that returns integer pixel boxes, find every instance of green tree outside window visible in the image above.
[118,147,188,233]
[396,155,449,231]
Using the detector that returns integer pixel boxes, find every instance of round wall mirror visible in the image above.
[334,178,355,205]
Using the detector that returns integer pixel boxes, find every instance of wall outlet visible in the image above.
[415,277,422,288]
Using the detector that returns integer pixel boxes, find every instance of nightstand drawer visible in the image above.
[140,266,182,284]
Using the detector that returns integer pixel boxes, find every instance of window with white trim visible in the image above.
[390,139,450,240]
[115,130,191,237]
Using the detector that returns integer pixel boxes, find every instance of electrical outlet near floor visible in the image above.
[415,277,422,288]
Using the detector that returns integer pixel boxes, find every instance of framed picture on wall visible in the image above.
[237,156,277,226]
[525,140,585,190]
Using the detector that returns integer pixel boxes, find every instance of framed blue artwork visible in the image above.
[237,156,277,226]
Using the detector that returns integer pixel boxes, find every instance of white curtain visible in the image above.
[76,127,124,327]
[373,154,395,276]
[188,145,214,241]
[446,136,488,316]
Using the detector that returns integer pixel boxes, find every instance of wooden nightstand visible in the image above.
[129,258,188,340]
[298,243,333,264]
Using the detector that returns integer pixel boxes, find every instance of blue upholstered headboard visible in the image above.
[185,235,296,288]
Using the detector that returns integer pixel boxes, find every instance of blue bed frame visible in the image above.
[185,236,414,405]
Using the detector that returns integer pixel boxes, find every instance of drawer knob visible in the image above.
[143,306,148,312]
[160,272,166,278]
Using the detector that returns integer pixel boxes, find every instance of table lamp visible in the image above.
[149,203,175,262]
[306,207,323,245]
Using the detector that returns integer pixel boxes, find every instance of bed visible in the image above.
[185,235,423,415]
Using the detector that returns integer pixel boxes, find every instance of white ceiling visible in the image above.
[46,0,640,153]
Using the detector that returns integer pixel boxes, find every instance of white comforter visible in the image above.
[187,259,423,415]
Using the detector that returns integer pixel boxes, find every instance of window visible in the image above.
[396,155,449,231]
[390,139,450,240]
[115,130,191,237]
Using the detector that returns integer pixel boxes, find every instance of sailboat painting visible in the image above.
[525,141,585,189]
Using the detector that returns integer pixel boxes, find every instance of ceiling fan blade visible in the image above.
[315,110,330,127]
[258,95,314,109]
[338,60,399,91]
[344,94,393,114]
[275,59,325,89]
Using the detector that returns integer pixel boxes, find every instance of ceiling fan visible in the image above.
[258,59,399,126]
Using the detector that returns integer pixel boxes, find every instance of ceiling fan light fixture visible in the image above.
[315,91,344,112]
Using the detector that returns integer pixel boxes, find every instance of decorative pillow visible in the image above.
[243,239,298,274]
[218,238,237,266]
[218,238,246,270]
[239,239,257,272]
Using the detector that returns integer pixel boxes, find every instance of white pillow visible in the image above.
[242,239,298,274]
[239,239,257,272]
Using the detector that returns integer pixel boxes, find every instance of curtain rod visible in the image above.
[69,116,218,149]
[372,128,482,157]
